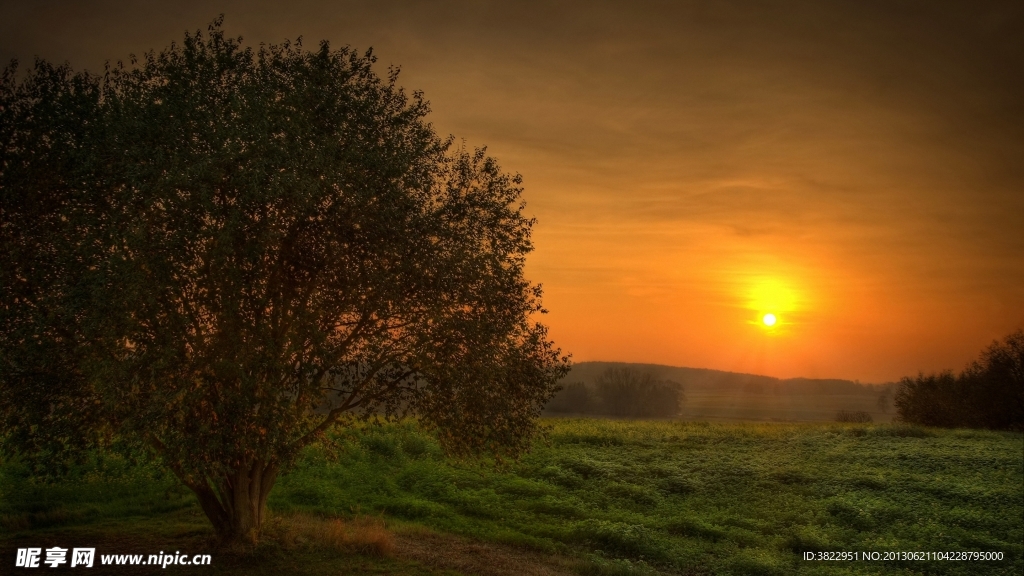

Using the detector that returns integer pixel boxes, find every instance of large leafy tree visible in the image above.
[0,19,569,544]
[894,329,1023,430]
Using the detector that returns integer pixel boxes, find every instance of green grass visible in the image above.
[2,420,1022,575]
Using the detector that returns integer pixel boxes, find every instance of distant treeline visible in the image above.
[552,361,891,422]
[895,329,1023,431]
[561,362,884,397]
[546,367,683,418]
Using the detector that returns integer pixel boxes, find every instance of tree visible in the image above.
[593,367,683,418]
[894,330,1023,430]
[893,371,970,428]
[0,56,108,472]
[545,381,592,414]
[0,19,570,544]
[960,329,1024,429]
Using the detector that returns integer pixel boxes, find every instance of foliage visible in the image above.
[835,410,872,423]
[4,419,1022,575]
[546,367,683,418]
[895,329,1023,430]
[545,381,592,414]
[0,57,108,474]
[893,371,962,427]
[593,367,683,418]
[0,18,568,543]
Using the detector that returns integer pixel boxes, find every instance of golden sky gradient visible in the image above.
[3,0,1022,382]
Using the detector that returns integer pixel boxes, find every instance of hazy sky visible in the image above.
[3,0,1022,382]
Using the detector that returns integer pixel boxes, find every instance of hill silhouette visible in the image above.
[552,362,894,422]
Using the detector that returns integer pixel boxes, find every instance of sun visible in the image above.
[762,313,777,327]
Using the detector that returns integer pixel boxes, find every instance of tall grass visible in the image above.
[2,419,1022,575]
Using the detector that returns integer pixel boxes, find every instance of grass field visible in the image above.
[2,419,1021,575]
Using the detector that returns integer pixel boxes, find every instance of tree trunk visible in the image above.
[184,459,279,546]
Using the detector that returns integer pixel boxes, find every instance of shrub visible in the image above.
[835,410,872,423]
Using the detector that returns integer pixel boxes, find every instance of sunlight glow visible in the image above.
[743,277,804,333]
[747,278,799,313]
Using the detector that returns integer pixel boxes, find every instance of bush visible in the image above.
[835,410,872,423]
[895,329,1024,430]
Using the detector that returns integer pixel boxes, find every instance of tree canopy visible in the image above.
[0,18,569,543]
[894,329,1023,430]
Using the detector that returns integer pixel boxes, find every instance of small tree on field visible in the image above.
[0,19,569,544]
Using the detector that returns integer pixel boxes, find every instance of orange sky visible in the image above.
[3,0,1022,382]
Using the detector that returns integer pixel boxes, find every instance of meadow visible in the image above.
[2,419,1021,575]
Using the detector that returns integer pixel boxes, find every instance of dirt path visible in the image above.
[2,523,583,576]
[393,530,578,576]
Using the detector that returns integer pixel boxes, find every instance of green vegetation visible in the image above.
[895,329,1024,431]
[548,367,684,418]
[561,362,896,423]
[3,419,1021,575]
[1,18,568,544]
